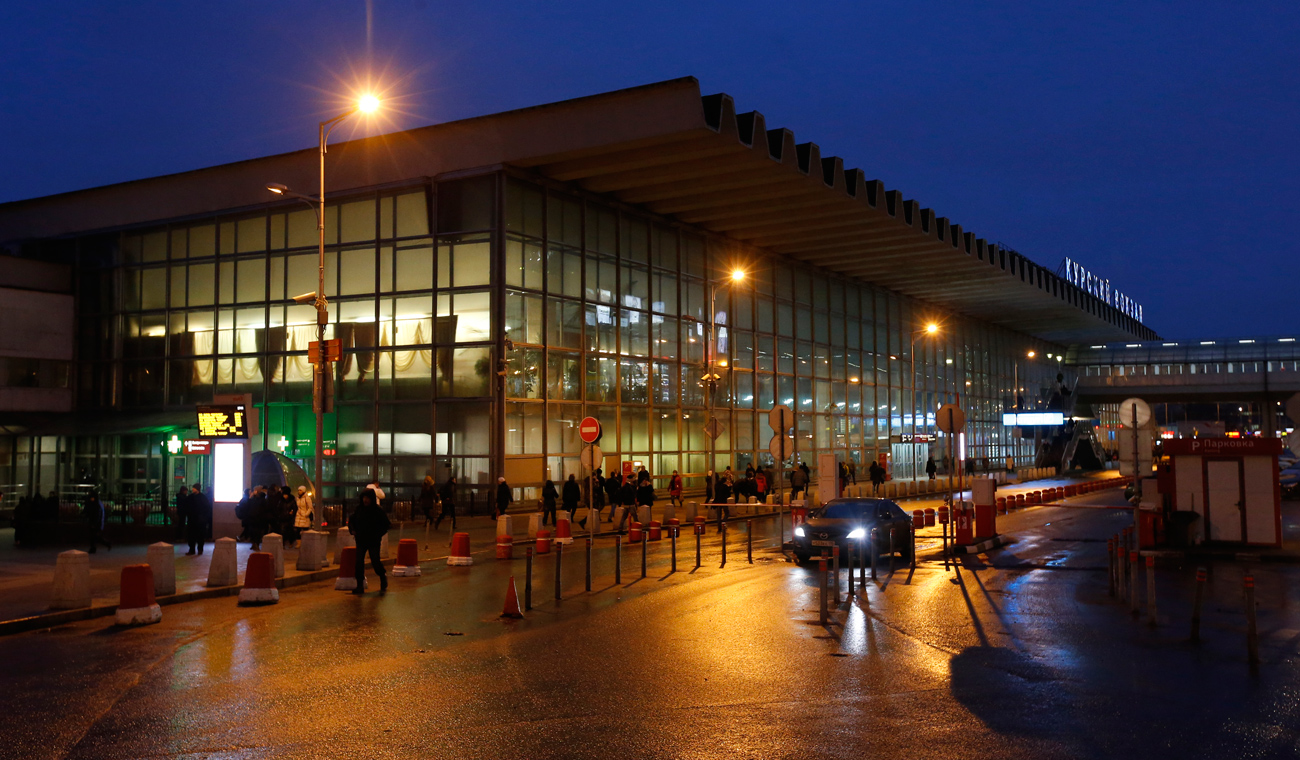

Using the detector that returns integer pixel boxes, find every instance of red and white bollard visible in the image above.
[554,516,574,546]
[447,532,473,566]
[393,538,422,576]
[496,535,513,560]
[116,564,161,626]
[239,552,279,605]
[336,546,363,590]
[535,529,552,555]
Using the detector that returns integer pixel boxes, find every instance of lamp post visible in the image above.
[267,94,379,528]
[910,323,939,482]
[704,268,747,499]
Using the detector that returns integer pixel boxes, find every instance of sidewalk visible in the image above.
[0,470,1133,632]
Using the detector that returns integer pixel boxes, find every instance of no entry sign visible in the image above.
[579,417,603,444]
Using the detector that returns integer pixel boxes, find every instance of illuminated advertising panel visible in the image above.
[213,443,244,502]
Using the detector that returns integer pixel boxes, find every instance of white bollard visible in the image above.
[206,537,239,587]
[637,505,651,526]
[497,514,514,538]
[51,550,91,610]
[262,533,285,578]
[334,527,355,566]
[685,501,698,522]
[297,530,323,571]
[528,512,543,539]
[662,504,676,523]
[611,506,626,529]
[147,542,176,596]
[380,533,389,560]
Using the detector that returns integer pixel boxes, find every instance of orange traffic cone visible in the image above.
[500,576,523,619]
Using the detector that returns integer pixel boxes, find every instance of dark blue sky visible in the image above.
[2,1,1295,340]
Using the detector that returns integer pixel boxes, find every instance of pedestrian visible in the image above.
[705,470,715,504]
[848,459,857,484]
[85,491,111,553]
[668,470,683,509]
[562,474,581,520]
[838,461,849,495]
[278,486,297,544]
[869,460,885,495]
[754,470,767,502]
[435,475,457,531]
[926,456,937,481]
[187,483,212,555]
[293,486,314,545]
[418,475,437,527]
[618,477,636,526]
[606,472,623,515]
[965,458,975,477]
[493,476,513,519]
[636,475,655,508]
[244,485,269,551]
[745,463,755,480]
[365,481,387,505]
[583,468,606,528]
[541,479,559,526]
[235,487,252,541]
[12,495,30,547]
[723,466,735,487]
[348,489,390,596]
[790,466,808,500]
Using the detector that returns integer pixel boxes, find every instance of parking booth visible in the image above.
[1161,438,1281,547]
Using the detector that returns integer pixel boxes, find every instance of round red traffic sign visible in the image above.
[579,417,603,444]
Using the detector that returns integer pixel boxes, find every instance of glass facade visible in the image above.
[1,169,1070,503]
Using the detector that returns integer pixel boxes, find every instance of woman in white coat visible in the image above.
[293,486,314,547]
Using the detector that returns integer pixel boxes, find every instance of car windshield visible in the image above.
[810,499,897,520]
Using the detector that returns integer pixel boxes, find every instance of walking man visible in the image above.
[348,489,390,596]
[435,475,457,531]
[85,491,111,554]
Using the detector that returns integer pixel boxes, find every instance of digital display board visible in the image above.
[197,405,248,439]
[1002,412,1065,426]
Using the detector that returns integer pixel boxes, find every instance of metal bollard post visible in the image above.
[525,546,533,611]
[910,526,917,570]
[1107,538,1116,597]
[1121,540,1130,603]
[889,529,896,575]
[670,527,677,573]
[695,528,702,569]
[555,541,563,601]
[870,528,878,581]
[747,519,753,564]
[585,538,592,592]
[1145,554,1157,626]
[1129,550,1141,617]
[848,541,856,597]
[615,535,622,585]
[1245,574,1259,671]
[831,546,840,605]
[818,556,828,625]
[641,530,648,579]
[859,537,866,589]
[1191,567,1206,642]
[721,522,728,568]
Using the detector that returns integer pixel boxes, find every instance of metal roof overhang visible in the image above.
[514,90,1156,345]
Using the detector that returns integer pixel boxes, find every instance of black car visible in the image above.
[792,498,913,565]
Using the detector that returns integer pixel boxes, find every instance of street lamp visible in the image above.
[910,323,940,481]
[266,93,380,528]
[704,267,748,501]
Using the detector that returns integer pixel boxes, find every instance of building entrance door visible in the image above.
[1205,459,1244,542]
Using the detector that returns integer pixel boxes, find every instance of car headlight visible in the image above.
[794,526,805,538]
[847,528,865,540]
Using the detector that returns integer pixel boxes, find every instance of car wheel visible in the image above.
[794,551,810,565]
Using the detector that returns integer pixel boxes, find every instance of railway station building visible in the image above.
[0,78,1155,510]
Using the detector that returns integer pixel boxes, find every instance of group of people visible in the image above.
[9,491,62,547]
[233,484,314,551]
[418,474,459,531]
[172,484,214,554]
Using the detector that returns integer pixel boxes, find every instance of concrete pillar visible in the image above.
[147,542,176,596]
[297,530,324,571]
[206,537,239,587]
[334,527,355,566]
[262,533,284,578]
[51,550,91,610]
[685,502,698,522]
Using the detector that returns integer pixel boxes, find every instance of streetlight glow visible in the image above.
[731,268,746,282]
[926,323,939,334]
[358,94,380,113]
[1027,350,1036,358]
[266,183,287,195]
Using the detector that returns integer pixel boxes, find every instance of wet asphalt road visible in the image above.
[2,507,1299,760]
